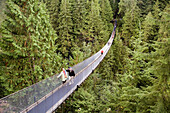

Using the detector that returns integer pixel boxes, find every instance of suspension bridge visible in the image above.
[0,21,117,113]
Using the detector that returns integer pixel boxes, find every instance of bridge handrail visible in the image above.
[0,22,117,113]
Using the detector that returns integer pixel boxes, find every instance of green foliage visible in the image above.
[0,0,6,26]
[107,1,170,113]
[0,0,169,113]
[143,12,157,41]
[119,0,141,46]
[109,0,119,15]
[71,0,88,46]
[99,33,127,80]
[73,87,98,112]
[56,0,73,58]
[159,3,170,40]
[42,0,61,31]
[148,4,170,112]
[69,42,92,66]
[87,0,108,52]
[152,0,161,20]
[64,1,169,113]
[0,0,61,96]
[100,0,113,34]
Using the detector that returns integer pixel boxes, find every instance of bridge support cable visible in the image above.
[0,21,117,113]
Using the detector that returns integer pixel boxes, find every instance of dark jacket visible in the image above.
[66,69,75,76]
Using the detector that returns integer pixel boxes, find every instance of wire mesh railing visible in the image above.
[0,22,117,113]
[0,74,62,113]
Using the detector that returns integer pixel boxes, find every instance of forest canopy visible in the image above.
[0,0,169,113]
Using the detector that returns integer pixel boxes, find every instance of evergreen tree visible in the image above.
[109,0,119,17]
[100,0,113,34]
[0,0,61,96]
[141,0,155,15]
[87,0,106,52]
[143,12,157,41]
[112,29,151,112]
[112,2,169,113]
[68,42,92,66]
[147,4,170,112]
[57,0,73,59]
[42,0,61,31]
[99,32,127,80]
[152,0,161,20]
[55,0,169,113]
[151,0,161,40]
[71,0,88,47]
[119,0,141,47]
[0,0,6,25]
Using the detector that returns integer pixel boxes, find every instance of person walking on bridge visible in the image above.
[66,67,75,84]
[66,67,75,77]
[57,68,70,84]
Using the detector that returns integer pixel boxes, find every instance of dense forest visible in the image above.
[0,0,169,113]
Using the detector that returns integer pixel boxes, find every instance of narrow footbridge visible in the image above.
[0,22,117,113]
